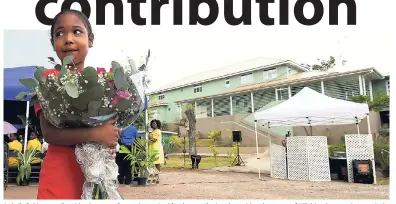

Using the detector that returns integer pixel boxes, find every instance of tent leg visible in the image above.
[23,101,30,153]
[366,114,376,184]
[254,122,260,179]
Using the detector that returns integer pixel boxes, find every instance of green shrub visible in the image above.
[328,144,346,154]
[374,142,389,170]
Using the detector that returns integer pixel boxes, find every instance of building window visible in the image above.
[241,73,253,84]
[345,91,356,100]
[386,80,390,95]
[276,88,289,100]
[151,109,158,119]
[225,78,230,88]
[194,85,202,93]
[263,69,277,81]
[158,94,165,100]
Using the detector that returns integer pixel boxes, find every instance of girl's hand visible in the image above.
[92,117,121,147]
[108,148,116,159]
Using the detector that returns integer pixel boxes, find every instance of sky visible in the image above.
[4,29,393,93]
[2,0,394,93]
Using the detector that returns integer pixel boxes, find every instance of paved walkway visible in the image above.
[211,147,271,175]
[4,169,389,200]
[169,147,271,175]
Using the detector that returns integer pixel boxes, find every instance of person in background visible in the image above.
[149,119,165,183]
[8,133,22,167]
[116,124,139,185]
[27,131,42,165]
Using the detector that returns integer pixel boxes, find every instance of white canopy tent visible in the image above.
[254,87,370,128]
[252,87,374,181]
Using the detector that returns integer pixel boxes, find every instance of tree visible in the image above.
[184,107,197,156]
[350,91,389,112]
[175,103,197,156]
[302,56,346,71]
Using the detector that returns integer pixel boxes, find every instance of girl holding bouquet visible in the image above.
[35,9,121,199]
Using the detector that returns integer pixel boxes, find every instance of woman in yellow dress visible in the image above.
[149,119,164,172]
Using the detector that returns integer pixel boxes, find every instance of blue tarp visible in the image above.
[4,66,37,101]
[13,124,24,129]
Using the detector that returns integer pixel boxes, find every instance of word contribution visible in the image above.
[35,0,357,26]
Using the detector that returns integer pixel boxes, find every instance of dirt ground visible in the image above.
[4,168,389,200]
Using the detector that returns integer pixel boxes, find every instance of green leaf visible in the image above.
[34,66,47,81]
[26,164,31,179]
[88,101,103,117]
[104,82,115,98]
[16,92,29,100]
[30,95,39,106]
[59,67,68,83]
[70,85,104,111]
[16,174,21,185]
[49,98,62,111]
[138,64,146,71]
[114,99,133,112]
[111,61,121,71]
[114,67,126,90]
[20,165,25,181]
[65,82,79,98]
[99,107,114,115]
[54,64,62,71]
[63,55,74,65]
[19,78,38,90]
[48,57,55,62]
[83,66,99,84]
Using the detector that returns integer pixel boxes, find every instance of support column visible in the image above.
[369,80,373,100]
[179,103,182,119]
[321,81,325,94]
[362,76,367,95]
[275,88,278,101]
[288,86,292,98]
[250,92,255,113]
[230,95,233,115]
[211,99,214,117]
[358,75,363,95]
[367,114,372,135]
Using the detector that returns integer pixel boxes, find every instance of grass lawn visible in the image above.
[376,177,389,185]
[163,155,230,169]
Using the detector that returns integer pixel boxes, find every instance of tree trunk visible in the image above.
[185,109,197,156]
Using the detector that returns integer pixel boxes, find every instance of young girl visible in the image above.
[35,9,121,199]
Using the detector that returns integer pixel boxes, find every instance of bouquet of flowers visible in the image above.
[16,50,151,199]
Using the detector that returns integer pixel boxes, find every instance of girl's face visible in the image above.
[152,122,157,129]
[30,133,37,139]
[53,13,93,70]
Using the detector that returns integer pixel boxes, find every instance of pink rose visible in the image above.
[111,90,132,104]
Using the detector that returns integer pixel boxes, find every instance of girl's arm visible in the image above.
[39,112,121,147]
[149,130,159,143]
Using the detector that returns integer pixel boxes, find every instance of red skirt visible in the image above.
[37,145,85,199]
[34,99,85,199]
